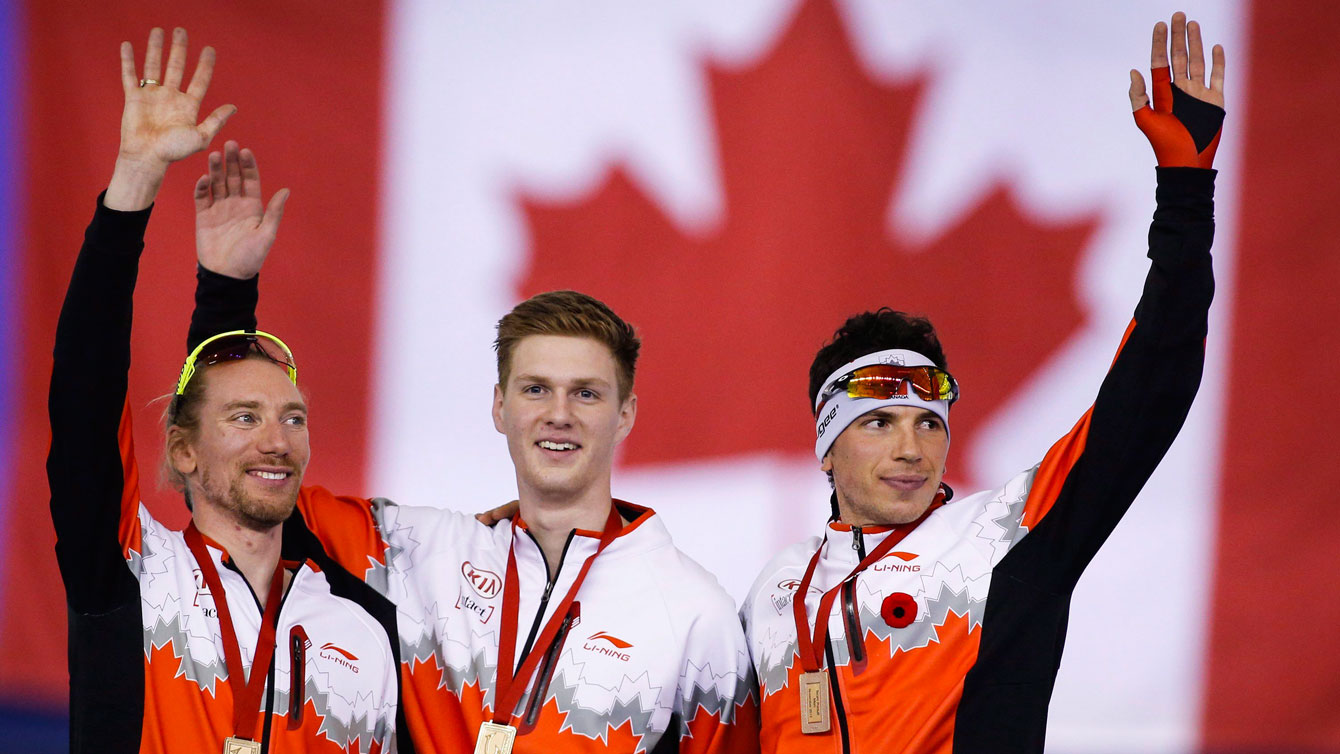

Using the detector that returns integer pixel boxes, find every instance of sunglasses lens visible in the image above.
[815,364,958,416]
[199,338,256,367]
[845,365,954,402]
[935,371,956,401]
[252,338,294,367]
[846,370,891,399]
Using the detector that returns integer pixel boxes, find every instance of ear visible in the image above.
[614,393,637,445]
[167,427,198,475]
[492,383,506,434]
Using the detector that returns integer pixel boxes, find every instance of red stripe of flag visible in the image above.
[0,0,383,701]
[1203,0,1340,748]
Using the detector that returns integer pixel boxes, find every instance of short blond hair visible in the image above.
[494,290,640,401]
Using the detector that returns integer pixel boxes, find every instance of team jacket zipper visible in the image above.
[824,638,851,754]
[844,527,866,665]
[818,525,869,753]
[516,530,575,674]
[501,529,579,726]
[524,608,576,725]
[841,580,864,664]
[228,560,299,753]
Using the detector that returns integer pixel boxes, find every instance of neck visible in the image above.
[517,487,621,580]
[191,504,286,606]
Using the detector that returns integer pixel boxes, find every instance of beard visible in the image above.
[198,461,300,531]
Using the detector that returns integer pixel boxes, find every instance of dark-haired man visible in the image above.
[187,155,759,751]
[741,13,1224,753]
[50,28,401,753]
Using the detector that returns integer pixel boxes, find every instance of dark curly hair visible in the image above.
[807,309,948,414]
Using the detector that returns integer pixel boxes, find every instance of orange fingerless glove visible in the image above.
[1133,66,1225,168]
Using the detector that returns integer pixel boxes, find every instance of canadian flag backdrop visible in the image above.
[1,1,1337,751]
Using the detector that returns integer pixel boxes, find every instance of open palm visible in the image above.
[1130,12,1225,112]
[117,27,233,170]
[195,141,289,280]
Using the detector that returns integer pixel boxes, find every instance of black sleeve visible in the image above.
[1007,166,1216,590]
[48,194,152,614]
[186,265,259,353]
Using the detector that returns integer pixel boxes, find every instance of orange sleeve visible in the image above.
[297,486,390,578]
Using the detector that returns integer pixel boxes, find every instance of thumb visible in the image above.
[1129,69,1148,112]
[259,188,290,238]
[198,104,237,145]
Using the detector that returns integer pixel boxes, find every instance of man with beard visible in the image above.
[740,12,1224,754]
[51,28,402,753]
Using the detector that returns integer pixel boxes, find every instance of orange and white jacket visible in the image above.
[188,245,761,754]
[741,167,1216,753]
[51,198,403,753]
[297,494,761,754]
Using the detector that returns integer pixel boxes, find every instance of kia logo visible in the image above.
[461,561,502,599]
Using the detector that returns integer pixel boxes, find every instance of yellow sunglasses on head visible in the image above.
[175,329,298,396]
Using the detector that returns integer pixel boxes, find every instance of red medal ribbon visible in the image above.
[492,506,622,725]
[792,495,944,673]
[185,523,287,743]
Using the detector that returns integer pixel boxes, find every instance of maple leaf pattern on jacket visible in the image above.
[518,0,1097,479]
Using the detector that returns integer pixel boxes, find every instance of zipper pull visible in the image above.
[852,525,867,559]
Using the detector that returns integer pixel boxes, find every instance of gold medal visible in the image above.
[223,737,262,754]
[475,721,518,754]
[798,670,831,734]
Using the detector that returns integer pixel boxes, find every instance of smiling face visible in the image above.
[493,335,636,506]
[822,405,948,525]
[169,357,310,530]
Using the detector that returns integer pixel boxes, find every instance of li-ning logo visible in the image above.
[817,405,838,436]
[869,551,921,573]
[462,561,502,599]
[319,642,360,674]
[583,632,632,662]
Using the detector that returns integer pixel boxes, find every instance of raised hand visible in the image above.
[1130,12,1226,169]
[195,141,290,279]
[106,28,236,211]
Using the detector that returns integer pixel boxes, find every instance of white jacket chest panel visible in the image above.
[132,505,397,744]
[745,468,1037,696]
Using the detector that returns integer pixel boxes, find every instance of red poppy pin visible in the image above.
[881,592,918,628]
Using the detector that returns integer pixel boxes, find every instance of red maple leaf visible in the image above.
[517,0,1097,483]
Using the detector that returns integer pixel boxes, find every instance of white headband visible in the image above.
[813,348,952,461]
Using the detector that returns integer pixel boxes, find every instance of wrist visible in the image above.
[104,155,169,211]
[198,259,260,280]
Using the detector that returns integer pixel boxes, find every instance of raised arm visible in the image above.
[49,27,232,613]
[1004,13,1223,588]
